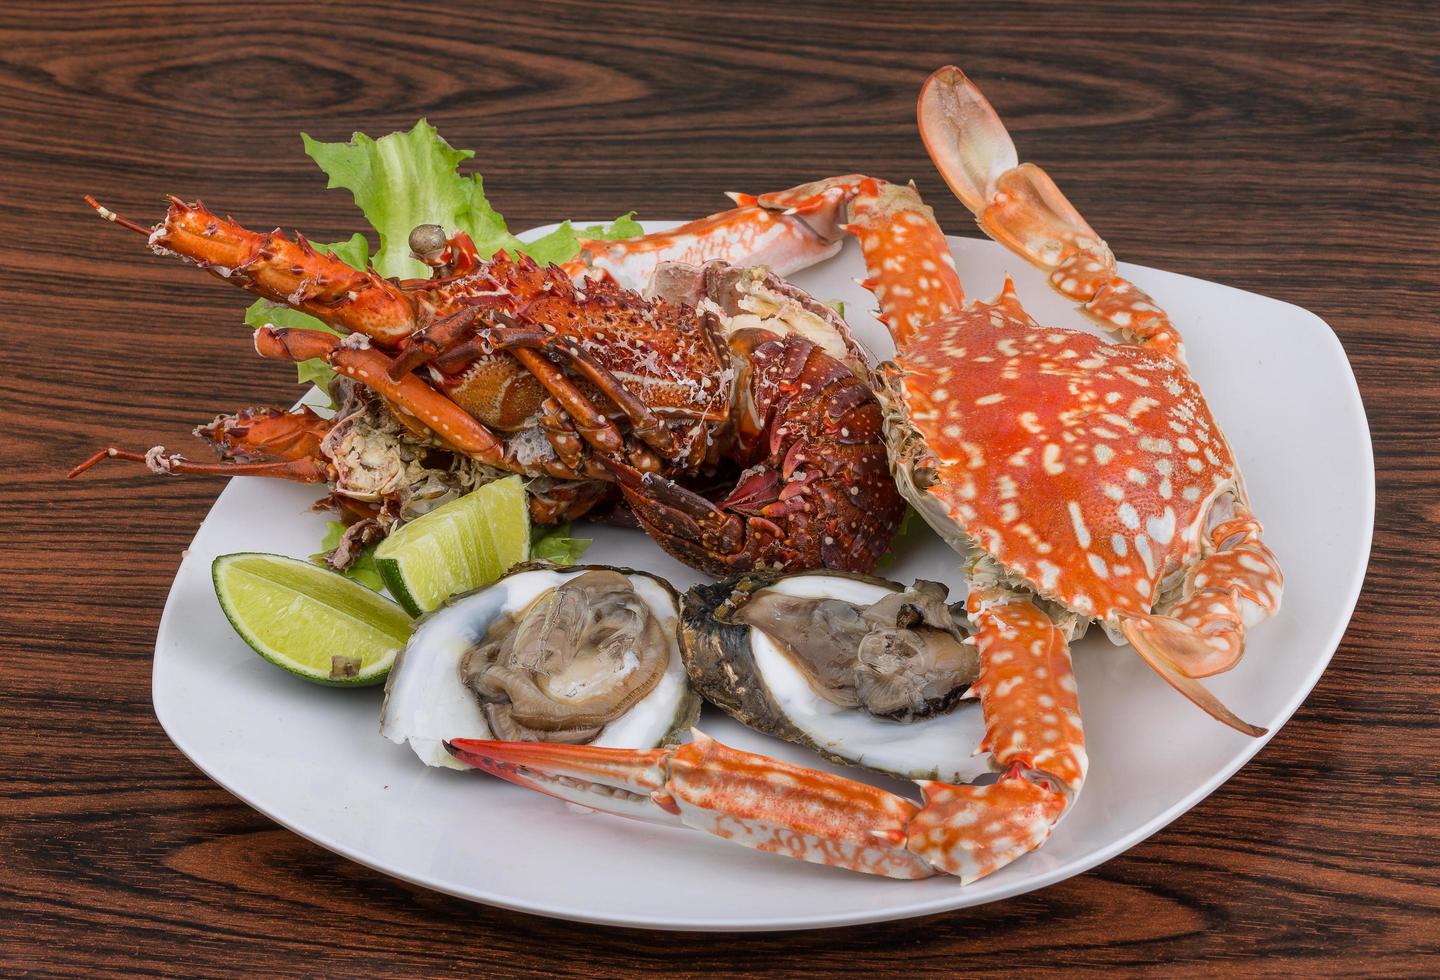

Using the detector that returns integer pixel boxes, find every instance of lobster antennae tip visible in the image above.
[84,196,152,236]
[68,447,140,478]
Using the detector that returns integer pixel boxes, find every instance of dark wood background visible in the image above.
[3,0,1436,974]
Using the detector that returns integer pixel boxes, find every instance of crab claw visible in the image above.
[445,738,681,827]
[908,766,1067,883]
[562,181,852,292]
[663,731,937,879]
[450,732,939,879]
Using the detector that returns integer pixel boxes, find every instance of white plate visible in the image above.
[153,223,1373,931]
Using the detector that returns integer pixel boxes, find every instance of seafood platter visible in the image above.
[76,68,1373,927]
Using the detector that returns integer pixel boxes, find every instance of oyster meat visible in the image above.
[382,564,699,768]
[682,571,991,782]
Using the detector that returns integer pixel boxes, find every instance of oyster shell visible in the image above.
[681,571,992,782]
[382,562,699,769]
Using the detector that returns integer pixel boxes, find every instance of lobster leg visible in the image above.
[480,327,681,459]
[597,459,748,561]
[69,447,329,482]
[444,587,1083,882]
[69,406,336,482]
[193,406,331,463]
[386,306,484,380]
[917,66,1186,363]
[536,397,589,478]
[507,347,626,456]
[253,326,512,467]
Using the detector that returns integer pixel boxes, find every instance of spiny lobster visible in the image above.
[72,193,904,576]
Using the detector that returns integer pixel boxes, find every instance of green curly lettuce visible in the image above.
[245,119,641,387]
[530,523,592,566]
[302,119,639,278]
[310,520,385,592]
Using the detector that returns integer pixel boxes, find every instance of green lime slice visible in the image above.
[373,475,530,616]
[212,553,413,687]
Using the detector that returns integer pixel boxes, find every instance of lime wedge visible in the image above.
[212,553,413,686]
[373,475,530,616]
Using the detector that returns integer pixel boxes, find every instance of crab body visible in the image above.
[883,275,1239,631]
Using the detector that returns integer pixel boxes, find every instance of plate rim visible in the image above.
[151,224,1376,931]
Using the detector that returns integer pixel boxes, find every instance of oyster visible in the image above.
[681,571,991,782]
[382,563,699,769]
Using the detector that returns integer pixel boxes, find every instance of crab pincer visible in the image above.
[447,584,1083,886]
[446,581,1085,882]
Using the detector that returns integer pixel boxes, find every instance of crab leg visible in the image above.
[1122,507,1282,737]
[87,197,418,344]
[751,177,971,348]
[917,66,1185,363]
[560,190,851,292]
[446,588,1082,882]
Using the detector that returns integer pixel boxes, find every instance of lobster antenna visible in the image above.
[84,195,151,236]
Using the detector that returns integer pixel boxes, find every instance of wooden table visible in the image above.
[4,1,1436,973]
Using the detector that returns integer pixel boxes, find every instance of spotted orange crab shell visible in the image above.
[879,277,1242,627]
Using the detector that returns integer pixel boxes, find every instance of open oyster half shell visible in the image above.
[681,570,994,783]
[382,562,700,769]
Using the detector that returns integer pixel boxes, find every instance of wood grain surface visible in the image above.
[3,0,1437,973]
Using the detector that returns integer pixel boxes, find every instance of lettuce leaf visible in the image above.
[530,523,592,566]
[302,119,640,278]
[311,520,385,592]
[255,122,638,397]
